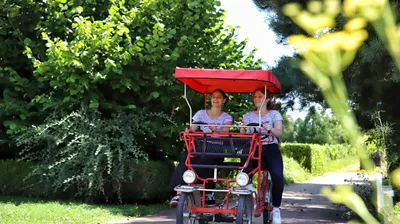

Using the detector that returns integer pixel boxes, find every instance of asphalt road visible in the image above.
[110,163,362,224]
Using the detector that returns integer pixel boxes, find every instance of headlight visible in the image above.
[236,172,249,187]
[182,170,196,184]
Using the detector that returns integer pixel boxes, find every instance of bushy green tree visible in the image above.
[290,108,346,144]
[1,0,264,202]
[1,0,262,160]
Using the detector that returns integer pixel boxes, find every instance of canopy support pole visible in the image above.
[184,84,193,126]
[258,85,267,128]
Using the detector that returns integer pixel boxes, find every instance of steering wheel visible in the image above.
[191,121,207,132]
[246,123,262,133]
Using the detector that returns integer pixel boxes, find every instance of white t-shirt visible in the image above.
[242,110,283,144]
[192,110,233,132]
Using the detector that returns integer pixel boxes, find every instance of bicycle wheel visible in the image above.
[236,195,253,224]
[262,173,273,224]
[176,192,197,224]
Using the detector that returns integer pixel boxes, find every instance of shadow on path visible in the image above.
[110,163,363,224]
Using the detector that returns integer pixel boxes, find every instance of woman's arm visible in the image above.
[221,121,232,132]
[269,120,283,138]
[240,122,248,133]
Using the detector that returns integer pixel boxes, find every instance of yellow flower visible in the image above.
[344,18,367,31]
[343,0,386,21]
[392,168,400,188]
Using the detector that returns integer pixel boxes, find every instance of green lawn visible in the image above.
[0,196,167,224]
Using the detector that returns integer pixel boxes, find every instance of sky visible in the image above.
[219,0,308,120]
[219,0,293,68]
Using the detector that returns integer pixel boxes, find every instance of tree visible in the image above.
[295,108,345,144]
[1,0,265,202]
[1,0,262,160]
[252,0,400,170]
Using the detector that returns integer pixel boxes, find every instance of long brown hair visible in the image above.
[253,88,273,110]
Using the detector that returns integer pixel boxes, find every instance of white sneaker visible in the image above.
[245,184,253,191]
[272,207,281,224]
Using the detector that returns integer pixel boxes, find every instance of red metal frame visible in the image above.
[180,131,273,216]
[175,67,280,219]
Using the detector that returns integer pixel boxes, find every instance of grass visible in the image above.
[319,156,359,173]
[0,196,168,224]
[283,155,312,184]
[282,155,359,185]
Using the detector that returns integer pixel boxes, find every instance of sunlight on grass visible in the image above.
[283,155,311,184]
[321,156,359,173]
[0,196,167,224]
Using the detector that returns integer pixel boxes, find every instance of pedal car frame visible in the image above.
[174,67,281,224]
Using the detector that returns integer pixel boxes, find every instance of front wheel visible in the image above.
[236,195,253,224]
[176,192,197,224]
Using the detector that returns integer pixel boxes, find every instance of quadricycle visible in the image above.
[174,68,281,224]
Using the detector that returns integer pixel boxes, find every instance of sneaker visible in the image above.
[271,207,281,224]
[205,193,216,205]
[245,184,253,191]
[170,195,180,207]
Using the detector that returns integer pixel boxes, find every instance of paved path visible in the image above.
[110,163,362,224]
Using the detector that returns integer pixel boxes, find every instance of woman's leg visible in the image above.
[262,144,284,207]
[168,152,188,193]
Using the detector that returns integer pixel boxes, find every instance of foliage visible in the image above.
[0,160,39,197]
[394,202,400,216]
[294,109,348,144]
[0,0,262,160]
[282,155,311,184]
[253,0,400,171]
[0,196,167,224]
[15,107,175,203]
[122,160,175,203]
[271,0,400,223]
[281,143,355,175]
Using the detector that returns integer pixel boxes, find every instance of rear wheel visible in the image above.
[177,192,197,224]
[236,195,252,224]
[262,173,273,224]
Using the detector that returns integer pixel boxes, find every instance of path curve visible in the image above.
[109,163,362,224]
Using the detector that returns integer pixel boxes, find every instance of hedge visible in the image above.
[0,159,174,203]
[281,143,355,175]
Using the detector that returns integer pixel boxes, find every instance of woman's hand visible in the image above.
[208,126,217,132]
[262,123,272,131]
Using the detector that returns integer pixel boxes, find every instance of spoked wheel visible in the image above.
[262,173,273,224]
[176,192,198,224]
[236,195,253,224]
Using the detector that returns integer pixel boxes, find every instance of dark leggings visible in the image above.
[244,144,284,207]
[168,152,224,193]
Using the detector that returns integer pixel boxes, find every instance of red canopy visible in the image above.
[175,68,280,94]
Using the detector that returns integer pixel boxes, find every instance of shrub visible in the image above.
[15,108,176,203]
[282,155,311,184]
[0,160,38,196]
[280,143,312,171]
[394,202,400,216]
[281,143,355,175]
[122,160,175,203]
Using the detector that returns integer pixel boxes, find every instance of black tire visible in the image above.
[176,192,197,224]
[262,175,273,224]
[236,195,253,224]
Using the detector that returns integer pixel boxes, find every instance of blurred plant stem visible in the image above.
[282,0,400,223]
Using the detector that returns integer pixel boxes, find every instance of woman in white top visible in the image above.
[240,88,284,224]
[169,89,233,206]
